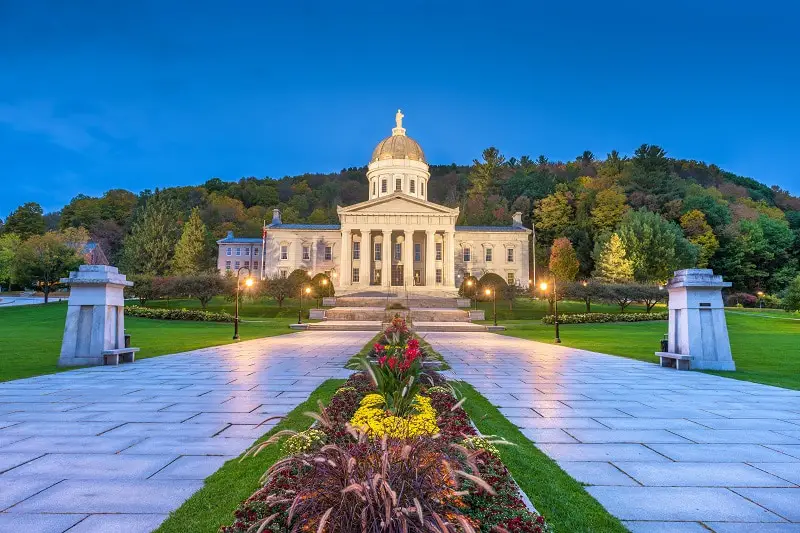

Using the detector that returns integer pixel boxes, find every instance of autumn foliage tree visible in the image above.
[549,238,580,282]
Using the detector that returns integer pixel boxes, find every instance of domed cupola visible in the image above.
[367,110,431,201]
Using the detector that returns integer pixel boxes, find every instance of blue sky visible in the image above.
[1,0,798,216]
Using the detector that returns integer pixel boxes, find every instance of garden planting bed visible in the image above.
[221,318,550,532]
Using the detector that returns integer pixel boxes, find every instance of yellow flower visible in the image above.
[350,394,439,438]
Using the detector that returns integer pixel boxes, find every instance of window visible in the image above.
[463,247,471,262]
[352,241,360,260]
[435,242,442,261]
[394,243,402,261]
[435,269,442,283]
[254,248,259,256]
[414,243,421,262]
[381,179,387,193]
[302,246,310,260]
[234,261,240,269]
[280,245,288,260]
[225,261,231,270]
[235,247,241,256]
[395,178,402,192]
[244,260,250,269]
[245,248,250,256]
[485,248,493,262]
[226,247,232,256]
[374,242,382,261]
[507,248,515,262]
[507,272,515,285]
[421,182,424,196]
[352,268,360,283]
[410,179,416,193]
[253,261,259,270]
[280,269,287,278]
[372,181,376,196]
[324,246,332,261]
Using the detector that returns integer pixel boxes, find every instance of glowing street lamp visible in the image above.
[233,267,255,340]
[485,288,497,326]
[540,280,561,344]
[317,277,329,308]
[757,290,765,309]
[466,278,477,310]
[299,285,311,324]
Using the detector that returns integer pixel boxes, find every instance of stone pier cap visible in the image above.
[61,265,134,288]
[666,269,731,290]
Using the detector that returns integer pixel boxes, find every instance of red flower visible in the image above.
[387,357,397,370]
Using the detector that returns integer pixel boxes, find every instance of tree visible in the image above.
[174,273,227,309]
[549,237,579,282]
[590,187,628,233]
[602,283,638,312]
[680,210,719,268]
[783,274,800,312]
[561,280,603,312]
[0,233,21,290]
[4,202,46,239]
[287,268,311,297]
[477,273,508,302]
[534,186,575,239]
[593,233,634,282]
[310,272,335,298]
[262,276,292,307]
[172,208,211,274]
[120,194,179,276]
[127,274,157,305]
[13,231,84,302]
[468,147,506,197]
[632,283,668,312]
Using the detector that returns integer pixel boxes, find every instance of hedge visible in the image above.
[542,312,668,324]
[126,305,234,322]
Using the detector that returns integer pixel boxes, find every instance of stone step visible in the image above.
[307,321,382,331]
[413,322,489,332]
[325,307,471,322]
[332,296,468,309]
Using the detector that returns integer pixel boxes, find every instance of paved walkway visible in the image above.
[0,331,373,533]
[427,332,800,533]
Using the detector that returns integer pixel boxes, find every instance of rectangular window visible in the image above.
[352,241,360,260]
[372,182,376,196]
[507,248,514,262]
[421,182,424,196]
[394,243,402,261]
[254,248,259,256]
[352,268,360,283]
[435,269,442,283]
[435,242,442,261]
[280,245,288,260]
[485,248,493,262]
[235,247,241,256]
[410,180,416,193]
[507,272,515,285]
[374,242,382,261]
[253,261,259,270]
[245,248,250,256]
[381,179,387,193]
[225,260,231,270]
[324,245,332,261]
[395,178,402,192]
[234,261,240,269]
[244,260,250,269]
[302,246,310,260]
[280,269,287,278]
[226,247,232,256]
[463,247,471,262]
[414,243,421,262]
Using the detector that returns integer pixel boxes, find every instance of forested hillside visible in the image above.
[1,144,799,295]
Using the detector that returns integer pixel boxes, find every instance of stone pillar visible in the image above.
[360,230,371,286]
[382,229,391,288]
[58,265,133,367]
[425,230,436,287]
[664,269,735,371]
[311,237,318,275]
[403,230,414,288]
[340,228,351,288]
[446,231,456,288]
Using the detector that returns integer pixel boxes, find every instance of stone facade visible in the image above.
[216,111,531,294]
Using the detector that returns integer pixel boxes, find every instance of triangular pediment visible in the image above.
[338,193,458,215]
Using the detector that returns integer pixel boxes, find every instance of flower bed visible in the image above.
[541,311,668,324]
[221,318,550,533]
[125,305,234,322]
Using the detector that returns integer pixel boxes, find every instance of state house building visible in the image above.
[217,111,531,294]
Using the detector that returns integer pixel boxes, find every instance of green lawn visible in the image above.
[498,311,800,390]
[0,302,295,382]
[143,295,315,318]
[472,296,659,321]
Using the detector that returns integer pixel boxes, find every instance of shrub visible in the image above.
[286,268,311,296]
[784,275,800,312]
[726,292,758,307]
[477,272,508,301]
[125,305,234,322]
[172,272,229,309]
[310,272,334,298]
[458,274,479,298]
[542,312,668,324]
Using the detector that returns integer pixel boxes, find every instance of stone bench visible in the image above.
[656,351,691,370]
[102,348,140,366]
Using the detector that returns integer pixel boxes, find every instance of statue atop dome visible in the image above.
[392,109,406,136]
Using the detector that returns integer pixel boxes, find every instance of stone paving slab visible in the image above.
[426,331,800,531]
[0,331,372,531]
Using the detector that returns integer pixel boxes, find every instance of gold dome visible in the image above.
[370,109,427,163]
[371,134,426,163]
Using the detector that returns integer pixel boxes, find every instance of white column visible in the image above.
[446,231,456,288]
[403,230,414,288]
[360,230,370,286]
[425,230,436,287]
[382,229,391,288]
[340,228,351,288]
[311,237,318,275]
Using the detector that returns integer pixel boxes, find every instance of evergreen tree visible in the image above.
[4,202,46,239]
[172,208,211,274]
[467,147,506,197]
[593,233,634,282]
[783,274,800,312]
[120,194,179,276]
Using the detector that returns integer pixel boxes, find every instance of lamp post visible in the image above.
[317,277,328,308]
[466,278,476,310]
[757,290,764,309]
[233,267,254,340]
[540,280,561,343]
[299,285,311,324]
[485,288,497,326]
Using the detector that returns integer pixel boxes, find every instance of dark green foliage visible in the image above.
[783,275,800,312]
[309,272,334,298]
[125,305,234,322]
[477,272,508,301]
[458,274,479,298]
[286,268,311,297]
[172,273,230,308]
[542,312,668,324]
[4,202,46,239]
[120,194,180,276]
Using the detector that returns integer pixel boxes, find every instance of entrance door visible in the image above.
[413,270,421,286]
[392,265,404,286]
